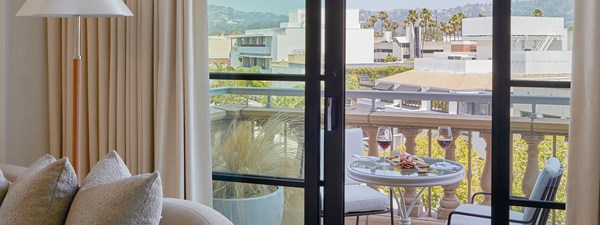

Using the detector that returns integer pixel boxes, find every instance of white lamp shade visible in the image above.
[16,0,133,17]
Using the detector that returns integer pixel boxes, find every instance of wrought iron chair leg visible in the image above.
[390,187,394,225]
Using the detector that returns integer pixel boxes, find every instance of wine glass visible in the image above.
[392,133,405,158]
[436,126,453,164]
[376,127,392,162]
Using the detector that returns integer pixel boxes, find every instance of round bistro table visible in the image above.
[347,157,465,225]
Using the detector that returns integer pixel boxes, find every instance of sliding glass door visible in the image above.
[207,0,346,224]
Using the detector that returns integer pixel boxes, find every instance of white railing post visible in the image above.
[480,132,492,205]
[521,133,544,196]
[437,130,462,220]
[401,128,424,217]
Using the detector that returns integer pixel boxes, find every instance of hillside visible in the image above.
[360,0,573,29]
[208,5,287,35]
[208,0,574,35]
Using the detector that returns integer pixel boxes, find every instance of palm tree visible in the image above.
[378,11,389,34]
[449,13,466,39]
[406,10,419,58]
[365,15,378,29]
[382,19,391,34]
[440,22,448,41]
[407,9,419,28]
[418,8,433,57]
[391,21,399,36]
[533,9,544,17]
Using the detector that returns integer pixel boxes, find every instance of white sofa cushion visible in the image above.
[449,204,525,225]
[0,155,79,225]
[344,185,390,213]
[65,150,163,225]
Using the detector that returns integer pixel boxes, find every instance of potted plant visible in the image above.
[212,113,303,225]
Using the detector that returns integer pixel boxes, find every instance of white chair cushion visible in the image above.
[344,128,366,185]
[344,185,389,213]
[448,204,524,225]
[320,128,366,185]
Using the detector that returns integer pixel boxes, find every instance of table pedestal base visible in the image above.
[391,187,426,225]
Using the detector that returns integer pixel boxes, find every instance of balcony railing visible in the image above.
[210,87,569,225]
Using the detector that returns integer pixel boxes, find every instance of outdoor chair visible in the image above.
[320,128,392,225]
[446,157,563,225]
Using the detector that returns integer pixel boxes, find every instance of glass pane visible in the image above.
[344,0,493,223]
[208,0,306,74]
[213,182,304,225]
[510,87,569,224]
[210,80,305,179]
[509,0,574,81]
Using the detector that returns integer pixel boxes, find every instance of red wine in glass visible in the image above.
[436,138,452,149]
[436,126,453,164]
[377,139,392,150]
[376,127,392,160]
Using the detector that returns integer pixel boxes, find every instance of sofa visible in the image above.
[0,163,233,225]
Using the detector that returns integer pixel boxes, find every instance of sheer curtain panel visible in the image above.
[46,0,212,204]
[566,0,600,224]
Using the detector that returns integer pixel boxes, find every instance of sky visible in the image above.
[210,0,492,15]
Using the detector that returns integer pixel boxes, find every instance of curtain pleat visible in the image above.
[46,0,211,204]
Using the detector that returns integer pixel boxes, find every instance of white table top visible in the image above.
[347,157,465,187]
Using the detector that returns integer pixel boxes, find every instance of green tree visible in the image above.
[406,9,419,54]
[365,15,378,29]
[210,65,272,106]
[391,21,400,36]
[383,54,398,63]
[479,13,487,17]
[345,66,413,90]
[533,9,544,17]
[378,11,390,34]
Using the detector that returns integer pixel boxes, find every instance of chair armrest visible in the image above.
[447,211,534,225]
[470,192,530,204]
[470,192,491,204]
[161,198,233,225]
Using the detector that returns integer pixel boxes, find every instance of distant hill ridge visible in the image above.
[208,5,287,35]
[360,0,573,27]
[208,0,573,35]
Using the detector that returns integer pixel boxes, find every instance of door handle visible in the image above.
[326,97,335,131]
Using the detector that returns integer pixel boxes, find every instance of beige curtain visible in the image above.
[566,0,600,224]
[47,0,212,204]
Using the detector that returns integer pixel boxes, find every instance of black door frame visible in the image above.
[209,0,349,224]
[491,0,567,224]
[323,0,346,224]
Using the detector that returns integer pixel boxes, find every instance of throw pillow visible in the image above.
[65,150,163,225]
[0,170,10,205]
[0,155,79,225]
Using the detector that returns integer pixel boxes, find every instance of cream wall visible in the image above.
[0,0,49,167]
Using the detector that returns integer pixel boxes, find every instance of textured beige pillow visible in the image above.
[0,170,10,204]
[0,155,79,225]
[65,151,163,225]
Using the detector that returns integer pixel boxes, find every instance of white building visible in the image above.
[230,9,374,72]
[415,16,571,75]
[375,16,572,118]
[373,33,411,63]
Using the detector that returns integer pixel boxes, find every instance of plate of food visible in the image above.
[385,152,429,172]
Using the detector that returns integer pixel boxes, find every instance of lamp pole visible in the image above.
[72,15,81,175]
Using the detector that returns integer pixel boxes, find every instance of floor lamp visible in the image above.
[16,0,133,177]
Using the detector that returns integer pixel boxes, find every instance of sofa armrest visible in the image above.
[0,163,27,182]
[161,198,233,225]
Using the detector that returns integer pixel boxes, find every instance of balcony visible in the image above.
[210,87,569,225]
